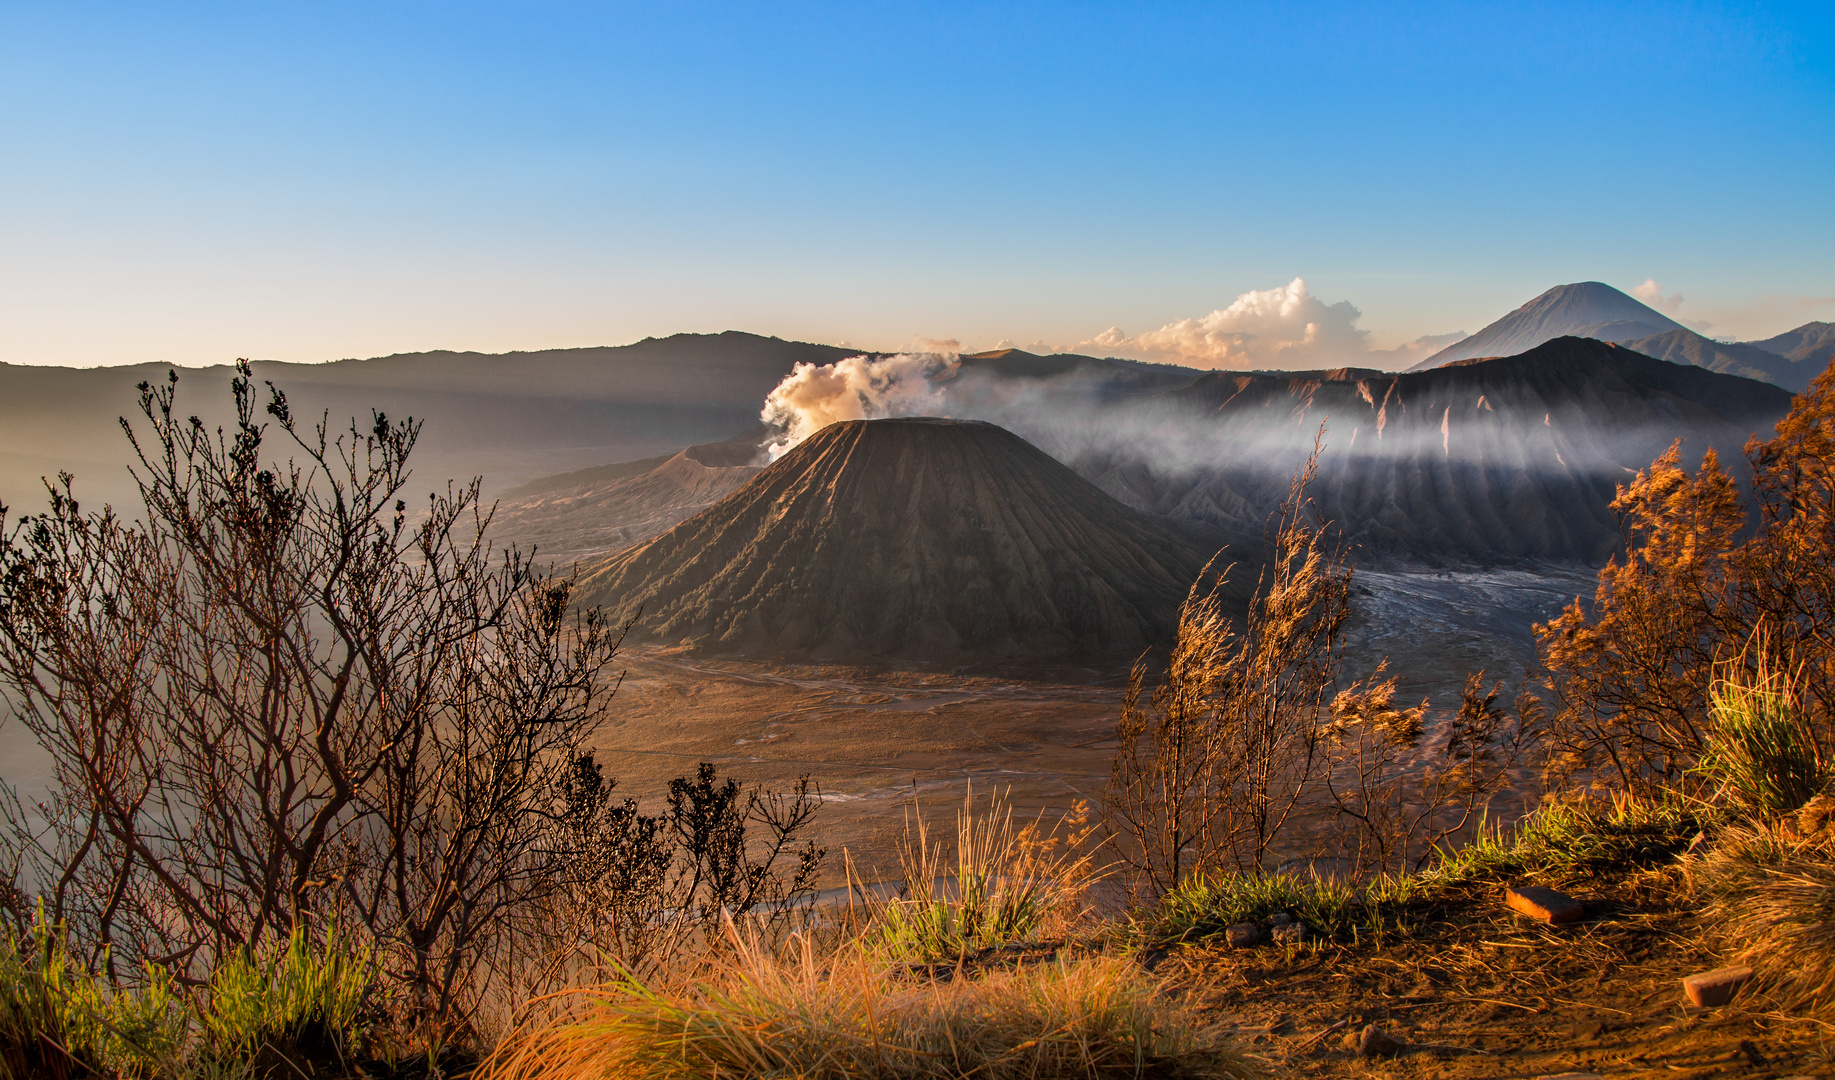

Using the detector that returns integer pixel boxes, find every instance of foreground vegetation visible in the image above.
[5,363,1835,1076]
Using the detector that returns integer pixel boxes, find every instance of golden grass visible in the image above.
[854,787,1098,965]
[482,922,1256,1080]
[1702,821,1835,1012]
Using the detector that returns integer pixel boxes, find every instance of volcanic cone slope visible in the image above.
[574,418,1224,661]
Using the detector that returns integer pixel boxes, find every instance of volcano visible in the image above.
[573,418,1223,661]
[1409,282,1684,370]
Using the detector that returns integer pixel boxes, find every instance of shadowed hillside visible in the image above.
[1751,320,1835,369]
[487,429,768,565]
[575,418,1224,662]
[1072,338,1793,564]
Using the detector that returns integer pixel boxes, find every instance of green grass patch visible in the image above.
[1425,794,1703,890]
[203,923,377,1070]
[1132,870,1418,949]
[0,915,185,1080]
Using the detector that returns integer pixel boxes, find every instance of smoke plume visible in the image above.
[760,351,960,458]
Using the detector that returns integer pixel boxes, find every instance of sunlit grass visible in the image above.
[0,915,184,1080]
[483,920,1258,1080]
[855,788,1097,964]
[1425,792,1703,889]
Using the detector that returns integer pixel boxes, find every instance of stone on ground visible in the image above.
[1505,884,1585,924]
[1226,922,1263,948]
[1682,965,1754,1007]
[1357,1024,1405,1058]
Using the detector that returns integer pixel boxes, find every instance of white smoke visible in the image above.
[760,351,960,459]
[1074,278,1370,370]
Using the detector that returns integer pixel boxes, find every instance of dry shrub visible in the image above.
[482,923,1257,1080]
[1324,669,1547,875]
[0,366,827,1042]
[1539,358,1835,796]
[1106,439,1350,894]
[1106,436,1538,890]
[1701,821,1835,1012]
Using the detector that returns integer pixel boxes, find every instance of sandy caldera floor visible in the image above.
[589,647,1129,888]
[586,564,1599,888]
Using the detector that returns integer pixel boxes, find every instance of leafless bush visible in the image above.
[0,363,823,1035]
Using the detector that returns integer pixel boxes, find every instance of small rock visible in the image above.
[1681,965,1754,1007]
[1339,1030,1361,1053]
[1269,911,1296,926]
[1574,1019,1607,1040]
[1505,884,1585,924]
[1735,1039,1767,1067]
[1271,921,1307,944]
[1357,1023,1405,1058]
[1225,921,1264,948]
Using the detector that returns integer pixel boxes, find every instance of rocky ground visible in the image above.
[1165,871,1825,1080]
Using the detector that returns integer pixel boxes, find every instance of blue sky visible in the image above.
[2,1,1830,368]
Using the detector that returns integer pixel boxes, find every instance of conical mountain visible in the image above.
[573,418,1223,662]
[1409,282,1684,370]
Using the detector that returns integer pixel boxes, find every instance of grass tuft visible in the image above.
[1700,823,1835,1012]
[1133,870,1423,950]
[1697,655,1832,815]
[203,922,377,1072]
[857,789,1096,964]
[0,915,184,1080]
[483,920,1256,1080]
[1425,793,1702,889]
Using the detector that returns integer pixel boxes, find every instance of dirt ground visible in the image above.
[1164,870,1829,1080]
[591,646,1129,888]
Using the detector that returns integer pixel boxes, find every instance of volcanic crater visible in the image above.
[574,417,1228,662]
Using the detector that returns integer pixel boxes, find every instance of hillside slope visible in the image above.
[488,430,767,565]
[1751,320,1835,368]
[0,332,854,512]
[1078,338,1791,564]
[575,418,1222,661]
[1620,327,1817,391]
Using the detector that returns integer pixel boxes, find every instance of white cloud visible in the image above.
[759,351,959,458]
[1364,331,1468,367]
[1632,277,1684,314]
[1072,277,1452,371]
[1632,278,1713,332]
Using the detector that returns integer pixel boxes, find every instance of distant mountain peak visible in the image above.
[1409,282,1685,371]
